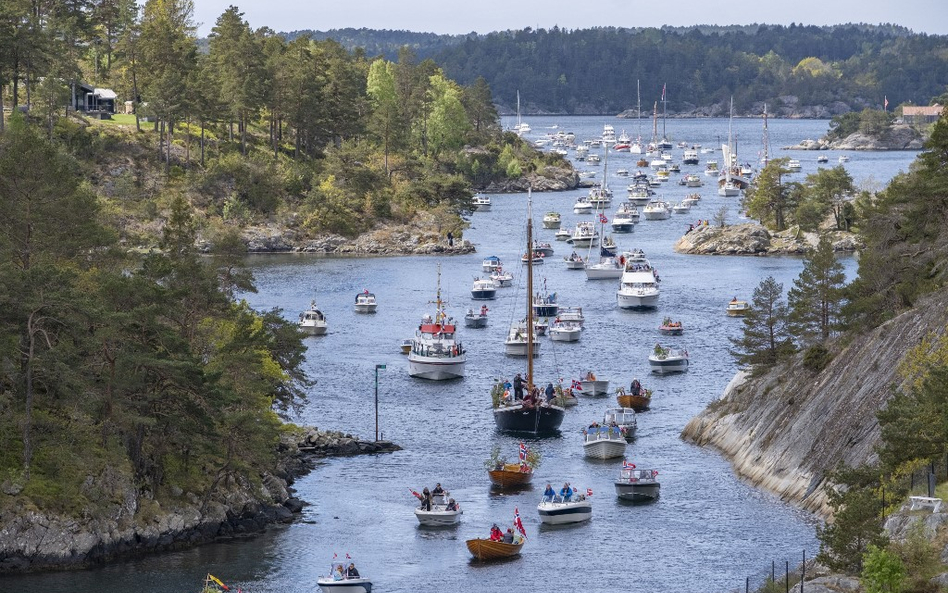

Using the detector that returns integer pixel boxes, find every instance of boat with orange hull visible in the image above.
[488,464,533,488]
[617,389,651,412]
[465,538,524,561]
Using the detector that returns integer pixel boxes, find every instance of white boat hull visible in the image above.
[300,323,328,335]
[317,578,372,593]
[583,439,627,459]
[471,289,497,300]
[537,500,592,524]
[579,379,609,395]
[617,291,659,309]
[611,222,635,233]
[565,259,586,270]
[549,328,581,342]
[543,220,561,229]
[354,304,377,314]
[504,341,541,357]
[649,357,689,374]
[414,507,463,526]
[642,210,670,220]
[584,267,623,280]
[408,355,466,380]
[570,238,595,248]
[475,204,492,212]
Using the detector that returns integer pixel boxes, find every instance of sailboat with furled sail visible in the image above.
[493,190,566,434]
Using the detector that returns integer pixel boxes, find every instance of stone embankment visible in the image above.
[681,287,948,516]
[785,123,925,151]
[0,427,399,572]
[481,166,579,193]
[673,222,862,255]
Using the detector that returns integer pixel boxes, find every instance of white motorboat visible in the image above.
[542,211,561,229]
[584,256,624,280]
[726,299,751,316]
[532,241,554,257]
[626,185,651,206]
[682,148,699,165]
[683,174,702,187]
[648,345,689,374]
[465,307,489,328]
[672,202,691,214]
[615,168,630,177]
[408,266,466,380]
[642,200,671,220]
[549,320,581,342]
[482,255,502,273]
[353,291,378,314]
[602,124,617,144]
[532,287,559,318]
[504,320,540,357]
[555,227,572,241]
[556,306,585,327]
[718,180,741,197]
[535,318,549,336]
[537,493,592,525]
[568,221,598,248]
[704,160,719,176]
[582,425,627,459]
[611,204,639,233]
[616,253,660,309]
[317,575,372,593]
[838,154,851,163]
[299,300,328,335]
[587,186,612,208]
[471,277,497,300]
[490,268,513,287]
[615,464,660,502]
[578,374,610,395]
[473,194,492,211]
[787,159,802,171]
[564,251,586,269]
[816,154,829,163]
[575,145,589,160]
[414,490,462,526]
[603,407,638,441]
[573,196,594,214]
[586,153,601,165]
[682,193,700,207]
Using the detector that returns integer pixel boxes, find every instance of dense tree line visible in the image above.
[300,25,948,115]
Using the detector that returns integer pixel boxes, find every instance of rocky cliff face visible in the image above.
[673,223,862,256]
[481,166,579,193]
[681,288,948,516]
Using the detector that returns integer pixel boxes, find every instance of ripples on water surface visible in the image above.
[2,116,918,593]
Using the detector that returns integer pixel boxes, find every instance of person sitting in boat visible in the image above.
[630,378,642,396]
[585,370,596,381]
[346,563,360,579]
[731,296,738,303]
[432,483,444,496]
[489,524,503,541]
[332,564,344,581]
[560,482,573,502]
[543,483,555,502]
[468,308,474,316]
[480,305,488,316]
[503,528,515,544]
[420,487,432,511]
[446,498,458,511]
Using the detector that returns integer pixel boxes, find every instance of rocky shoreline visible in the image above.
[673,222,862,256]
[785,123,926,151]
[0,427,400,573]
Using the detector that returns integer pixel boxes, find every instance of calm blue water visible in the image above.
[1,117,918,593]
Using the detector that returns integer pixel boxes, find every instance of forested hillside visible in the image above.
[302,24,948,115]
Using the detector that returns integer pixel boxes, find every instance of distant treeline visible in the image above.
[290,24,948,114]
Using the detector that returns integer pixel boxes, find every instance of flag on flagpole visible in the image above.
[570,379,583,391]
[408,487,421,498]
[519,441,527,462]
[207,574,230,591]
[514,507,527,539]
[586,488,593,496]
[622,460,636,470]
[599,213,608,224]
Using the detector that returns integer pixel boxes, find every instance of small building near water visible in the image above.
[902,104,943,125]
[71,82,117,117]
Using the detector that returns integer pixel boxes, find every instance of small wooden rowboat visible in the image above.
[465,538,524,561]
[617,392,651,412]
[488,464,533,488]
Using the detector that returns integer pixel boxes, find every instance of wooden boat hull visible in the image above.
[466,538,524,561]
[488,466,534,488]
[617,394,650,412]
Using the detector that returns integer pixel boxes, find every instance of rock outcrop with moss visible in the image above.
[681,288,948,516]
[787,123,926,150]
[673,223,862,255]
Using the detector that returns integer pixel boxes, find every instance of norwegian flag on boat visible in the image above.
[623,460,636,470]
[519,442,527,462]
[514,507,527,539]
[570,379,583,391]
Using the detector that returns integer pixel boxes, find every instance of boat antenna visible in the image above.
[430,263,446,324]
[761,103,770,167]
[636,79,641,141]
[662,82,667,142]
[526,188,534,391]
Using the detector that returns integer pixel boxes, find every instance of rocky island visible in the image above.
[673,222,862,255]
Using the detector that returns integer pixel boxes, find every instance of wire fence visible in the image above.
[736,551,814,593]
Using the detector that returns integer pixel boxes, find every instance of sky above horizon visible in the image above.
[192,0,948,36]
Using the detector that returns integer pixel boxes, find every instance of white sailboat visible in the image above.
[515,91,530,135]
[629,80,643,154]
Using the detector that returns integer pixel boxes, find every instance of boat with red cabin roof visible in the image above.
[408,265,466,380]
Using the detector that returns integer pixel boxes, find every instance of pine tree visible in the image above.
[788,237,846,344]
[729,276,794,370]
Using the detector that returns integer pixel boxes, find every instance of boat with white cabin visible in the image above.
[299,300,328,335]
[353,291,378,314]
[648,345,689,374]
[615,463,660,502]
[482,256,502,273]
[642,200,671,220]
[582,425,627,459]
[603,408,638,441]
[616,253,660,309]
[471,277,497,300]
[473,194,492,211]
[407,266,466,380]
[542,211,561,229]
[537,491,592,525]
[548,320,581,342]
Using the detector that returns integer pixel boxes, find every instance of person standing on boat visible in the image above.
[513,373,524,400]
[420,487,432,511]
[630,378,642,396]
[545,382,555,402]
[432,483,444,497]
